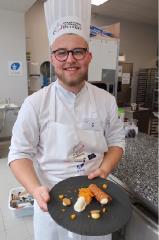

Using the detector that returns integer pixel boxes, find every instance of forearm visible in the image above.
[9,159,41,195]
[88,146,123,179]
[100,146,123,176]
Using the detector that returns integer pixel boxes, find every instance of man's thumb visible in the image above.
[88,170,99,179]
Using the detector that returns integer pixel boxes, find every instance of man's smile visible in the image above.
[63,66,80,71]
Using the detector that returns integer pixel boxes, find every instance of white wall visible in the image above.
[25,0,50,92]
[25,1,50,66]
[0,9,28,137]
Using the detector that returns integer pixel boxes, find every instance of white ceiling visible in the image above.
[0,0,157,26]
[0,0,36,13]
[92,0,158,26]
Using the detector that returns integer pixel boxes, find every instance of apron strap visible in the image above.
[85,82,98,118]
[49,82,56,122]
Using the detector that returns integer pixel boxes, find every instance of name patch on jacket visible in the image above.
[79,118,103,131]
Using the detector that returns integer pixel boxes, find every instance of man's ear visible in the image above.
[50,53,54,66]
[50,46,54,65]
[88,52,92,63]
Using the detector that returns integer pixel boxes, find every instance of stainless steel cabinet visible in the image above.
[125,204,159,240]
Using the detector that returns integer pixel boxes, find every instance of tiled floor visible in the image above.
[0,143,34,240]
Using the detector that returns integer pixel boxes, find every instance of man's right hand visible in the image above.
[33,186,50,212]
[9,159,50,212]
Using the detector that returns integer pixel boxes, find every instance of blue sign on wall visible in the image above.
[11,62,20,71]
[8,61,23,75]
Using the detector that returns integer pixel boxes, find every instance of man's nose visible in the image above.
[66,52,76,63]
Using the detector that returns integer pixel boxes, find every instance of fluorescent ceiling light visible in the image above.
[91,0,109,6]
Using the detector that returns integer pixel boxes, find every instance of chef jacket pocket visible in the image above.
[44,121,79,161]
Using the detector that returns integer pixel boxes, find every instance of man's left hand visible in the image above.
[88,167,107,179]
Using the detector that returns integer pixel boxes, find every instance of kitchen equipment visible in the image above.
[0,102,19,136]
[117,62,133,107]
[148,112,158,137]
[125,203,158,240]
[124,119,138,138]
[136,68,158,110]
[124,106,150,134]
[130,103,137,111]
[88,37,119,97]
[118,108,125,122]
[48,176,132,236]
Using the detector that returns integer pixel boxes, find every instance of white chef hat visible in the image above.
[44,0,91,46]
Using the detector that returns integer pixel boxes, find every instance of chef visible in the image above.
[8,0,125,239]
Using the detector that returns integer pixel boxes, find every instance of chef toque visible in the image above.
[44,0,91,46]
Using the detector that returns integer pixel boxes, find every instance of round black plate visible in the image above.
[48,176,132,236]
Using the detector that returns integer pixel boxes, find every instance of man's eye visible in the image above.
[74,49,85,55]
[57,51,67,56]
[74,49,82,54]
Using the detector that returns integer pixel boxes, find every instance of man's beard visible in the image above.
[55,70,88,87]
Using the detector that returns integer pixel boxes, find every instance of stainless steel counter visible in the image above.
[0,104,19,135]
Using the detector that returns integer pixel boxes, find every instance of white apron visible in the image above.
[34,82,112,240]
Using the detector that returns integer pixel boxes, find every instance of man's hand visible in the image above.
[88,147,123,180]
[9,159,51,212]
[88,167,107,180]
[33,186,50,212]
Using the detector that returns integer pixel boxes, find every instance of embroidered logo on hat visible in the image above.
[53,21,82,36]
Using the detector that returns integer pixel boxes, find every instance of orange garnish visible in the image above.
[79,188,94,204]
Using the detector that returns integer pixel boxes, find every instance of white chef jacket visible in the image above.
[8,80,125,240]
[8,80,125,184]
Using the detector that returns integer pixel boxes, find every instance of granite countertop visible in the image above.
[112,132,158,211]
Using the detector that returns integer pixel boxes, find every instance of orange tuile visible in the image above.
[88,184,112,203]
[78,187,94,205]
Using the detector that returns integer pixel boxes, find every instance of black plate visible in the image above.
[48,176,132,236]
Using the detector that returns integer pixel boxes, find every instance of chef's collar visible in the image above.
[55,79,87,103]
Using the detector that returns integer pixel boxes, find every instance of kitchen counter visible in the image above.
[112,132,158,211]
[0,103,19,136]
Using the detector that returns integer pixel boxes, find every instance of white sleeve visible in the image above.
[105,96,125,151]
[8,98,40,165]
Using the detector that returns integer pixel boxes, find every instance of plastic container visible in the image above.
[124,119,138,138]
[8,187,34,217]
[118,108,125,121]
[130,103,137,111]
